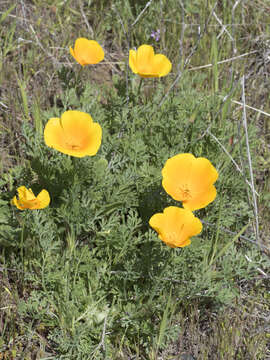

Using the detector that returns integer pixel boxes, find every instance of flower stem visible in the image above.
[137,78,143,99]
[20,222,25,284]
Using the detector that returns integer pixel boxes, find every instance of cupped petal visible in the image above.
[188,157,219,194]
[149,206,202,248]
[61,110,102,156]
[162,153,195,184]
[183,184,217,211]
[149,212,165,235]
[36,190,50,209]
[162,153,218,210]
[162,207,202,246]
[61,110,93,132]
[12,186,36,209]
[162,153,195,200]
[129,44,171,78]
[73,38,104,65]
[161,178,183,202]
[81,122,102,156]
[136,44,156,76]
[44,111,102,157]
[17,186,35,201]
[153,54,172,77]
[11,186,50,210]
[44,117,69,154]
[129,49,138,74]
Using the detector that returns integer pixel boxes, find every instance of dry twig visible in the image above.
[241,76,260,244]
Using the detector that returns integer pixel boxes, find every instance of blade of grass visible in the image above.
[208,197,223,266]
[155,287,173,357]
[0,3,16,24]
[211,34,219,92]
[211,223,249,264]
[16,75,30,121]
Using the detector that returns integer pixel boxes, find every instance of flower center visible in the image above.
[64,137,82,151]
[166,231,178,242]
[20,198,40,209]
[178,184,192,200]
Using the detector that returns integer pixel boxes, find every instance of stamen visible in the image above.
[178,184,192,200]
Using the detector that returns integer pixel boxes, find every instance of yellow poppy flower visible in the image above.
[12,186,50,210]
[44,110,102,158]
[70,38,104,66]
[129,44,172,78]
[149,206,202,248]
[162,153,218,211]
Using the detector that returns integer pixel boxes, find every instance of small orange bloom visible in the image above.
[162,153,218,211]
[149,206,202,248]
[44,110,102,157]
[12,186,50,210]
[129,44,172,78]
[70,38,104,66]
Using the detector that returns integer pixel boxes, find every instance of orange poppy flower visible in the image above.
[162,153,218,211]
[44,110,102,157]
[70,38,104,66]
[12,186,50,210]
[129,44,172,78]
[149,206,202,248]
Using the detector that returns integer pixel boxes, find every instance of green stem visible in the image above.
[137,77,143,98]
[20,222,25,284]
[75,66,84,95]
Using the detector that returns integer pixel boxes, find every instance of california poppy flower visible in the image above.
[129,44,172,78]
[70,38,104,66]
[149,206,202,248]
[162,153,218,211]
[12,186,50,210]
[44,110,102,157]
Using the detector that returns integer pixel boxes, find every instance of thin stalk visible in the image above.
[137,77,143,98]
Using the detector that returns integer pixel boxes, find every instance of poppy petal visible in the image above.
[129,49,138,74]
[162,153,195,184]
[183,184,217,211]
[153,54,172,77]
[149,206,202,248]
[61,110,101,156]
[12,186,50,210]
[162,207,202,246]
[129,44,171,78]
[188,157,219,193]
[44,111,102,157]
[36,190,51,209]
[74,38,104,65]
[81,122,102,156]
[162,153,218,210]
[162,153,195,201]
[17,186,34,201]
[44,117,68,154]
[136,45,155,75]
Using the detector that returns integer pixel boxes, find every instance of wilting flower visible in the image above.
[44,110,102,157]
[149,206,202,248]
[70,38,104,66]
[162,153,218,211]
[12,186,50,210]
[129,44,172,78]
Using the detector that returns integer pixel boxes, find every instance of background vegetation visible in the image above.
[0,0,269,359]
